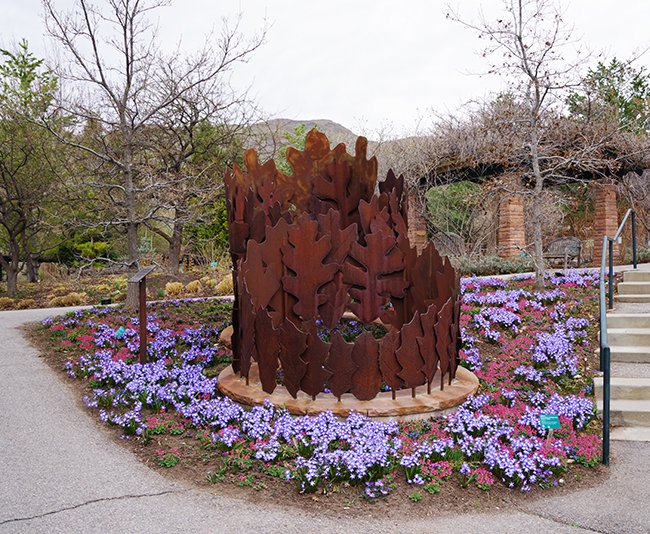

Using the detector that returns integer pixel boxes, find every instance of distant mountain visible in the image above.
[247,118,366,160]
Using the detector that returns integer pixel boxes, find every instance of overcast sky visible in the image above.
[1,0,649,138]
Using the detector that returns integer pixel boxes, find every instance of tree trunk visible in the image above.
[167,221,184,276]
[529,126,546,289]
[25,251,38,283]
[2,251,20,297]
[5,268,18,297]
[123,121,140,310]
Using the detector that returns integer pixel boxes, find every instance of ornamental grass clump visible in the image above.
[36,269,602,497]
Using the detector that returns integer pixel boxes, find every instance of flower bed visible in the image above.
[34,269,602,499]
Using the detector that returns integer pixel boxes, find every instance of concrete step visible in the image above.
[606,314,650,329]
[618,282,650,295]
[623,270,650,282]
[616,294,650,303]
[596,399,650,426]
[612,362,650,378]
[607,328,650,346]
[594,376,650,400]
[610,426,650,441]
[609,346,650,364]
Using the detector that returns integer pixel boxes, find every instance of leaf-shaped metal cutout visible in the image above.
[387,189,409,244]
[277,319,308,398]
[316,210,356,328]
[282,215,338,320]
[349,136,378,206]
[285,129,331,208]
[239,281,257,380]
[313,162,357,227]
[396,311,426,389]
[358,196,389,236]
[379,169,404,200]
[254,310,279,394]
[409,241,457,314]
[351,332,381,401]
[301,325,332,398]
[318,279,349,330]
[325,331,356,400]
[317,209,357,265]
[241,241,282,311]
[417,303,439,387]
[447,298,462,383]
[434,299,453,390]
[344,215,407,323]
[378,328,402,393]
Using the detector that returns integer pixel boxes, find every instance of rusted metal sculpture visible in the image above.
[225,130,460,401]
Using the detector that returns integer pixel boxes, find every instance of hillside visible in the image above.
[247,118,371,161]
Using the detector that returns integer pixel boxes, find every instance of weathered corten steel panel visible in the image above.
[224,129,460,401]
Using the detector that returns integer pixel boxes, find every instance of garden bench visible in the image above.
[543,237,582,270]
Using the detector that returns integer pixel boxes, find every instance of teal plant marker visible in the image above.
[539,414,561,446]
[115,326,126,339]
[539,414,560,429]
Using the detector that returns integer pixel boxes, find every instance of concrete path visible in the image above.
[1,307,648,533]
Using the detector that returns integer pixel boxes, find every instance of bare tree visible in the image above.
[41,0,265,273]
[143,58,256,274]
[448,0,586,285]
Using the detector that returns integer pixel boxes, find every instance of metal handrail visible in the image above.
[599,209,637,466]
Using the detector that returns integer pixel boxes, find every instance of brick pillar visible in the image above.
[592,180,619,266]
[407,192,428,253]
[497,190,526,258]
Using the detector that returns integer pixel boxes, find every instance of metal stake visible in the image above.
[602,346,611,466]
[139,276,147,364]
[632,211,638,269]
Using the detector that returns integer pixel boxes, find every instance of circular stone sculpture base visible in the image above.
[218,363,479,422]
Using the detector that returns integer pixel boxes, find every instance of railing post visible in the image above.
[602,346,611,466]
[608,239,614,310]
[632,211,637,269]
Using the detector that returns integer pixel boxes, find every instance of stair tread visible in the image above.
[609,346,650,353]
[607,313,650,317]
[611,427,650,441]
[612,362,650,378]
[607,327,650,333]
[594,376,650,385]
[596,399,650,410]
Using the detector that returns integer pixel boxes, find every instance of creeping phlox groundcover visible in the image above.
[39,270,601,497]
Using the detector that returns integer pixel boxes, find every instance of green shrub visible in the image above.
[622,246,650,264]
[0,297,15,310]
[215,275,233,296]
[451,255,534,276]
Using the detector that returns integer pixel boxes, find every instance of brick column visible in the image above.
[592,180,619,266]
[407,192,428,253]
[497,189,526,258]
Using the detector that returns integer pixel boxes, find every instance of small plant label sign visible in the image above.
[539,414,561,429]
[540,414,561,446]
[115,326,126,339]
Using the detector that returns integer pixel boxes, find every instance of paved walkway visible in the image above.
[1,304,649,533]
